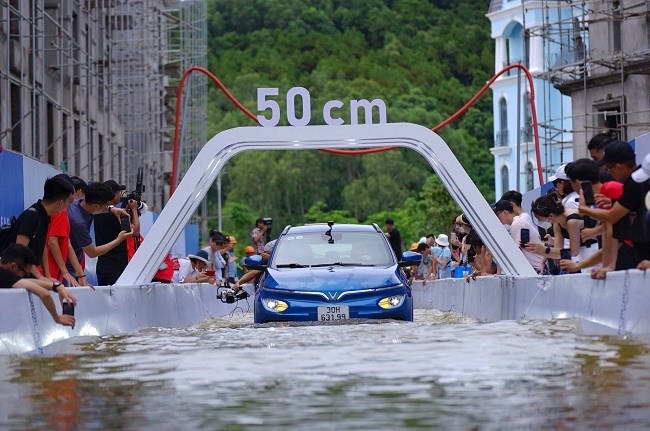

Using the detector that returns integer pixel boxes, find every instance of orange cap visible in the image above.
[244,246,255,253]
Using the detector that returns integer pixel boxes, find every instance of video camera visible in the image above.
[120,167,146,215]
[217,281,249,304]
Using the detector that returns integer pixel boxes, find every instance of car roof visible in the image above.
[283,223,381,235]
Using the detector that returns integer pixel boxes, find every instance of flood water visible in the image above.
[1,309,650,430]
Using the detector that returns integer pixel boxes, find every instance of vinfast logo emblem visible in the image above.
[327,292,340,301]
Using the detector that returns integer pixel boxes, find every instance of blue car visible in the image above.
[247,223,418,324]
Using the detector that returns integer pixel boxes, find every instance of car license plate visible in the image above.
[318,305,349,321]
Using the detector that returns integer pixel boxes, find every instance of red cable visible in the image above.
[171,64,542,195]
[171,66,260,192]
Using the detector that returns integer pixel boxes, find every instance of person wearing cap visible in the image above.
[172,249,218,284]
[43,174,91,288]
[93,180,141,286]
[384,218,402,261]
[233,239,277,291]
[240,245,256,275]
[104,180,126,203]
[578,141,650,271]
[493,199,543,273]
[430,234,452,278]
[549,164,579,210]
[561,178,639,277]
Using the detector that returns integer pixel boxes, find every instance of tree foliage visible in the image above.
[200,0,494,250]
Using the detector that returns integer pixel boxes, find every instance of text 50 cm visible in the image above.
[257,87,387,127]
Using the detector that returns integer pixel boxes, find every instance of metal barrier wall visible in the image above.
[413,270,650,335]
[2,270,648,356]
[0,283,255,356]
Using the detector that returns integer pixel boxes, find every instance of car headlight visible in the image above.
[378,294,405,309]
[262,298,288,312]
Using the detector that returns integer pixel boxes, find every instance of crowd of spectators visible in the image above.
[401,131,650,282]
[406,132,650,283]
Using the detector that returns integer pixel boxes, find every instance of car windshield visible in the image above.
[271,231,393,268]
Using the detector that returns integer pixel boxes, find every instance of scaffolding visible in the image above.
[0,0,207,212]
[533,0,650,159]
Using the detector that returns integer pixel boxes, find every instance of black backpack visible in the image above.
[0,207,39,256]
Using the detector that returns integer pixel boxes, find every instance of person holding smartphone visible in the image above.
[0,244,76,328]
[493,200,544,273]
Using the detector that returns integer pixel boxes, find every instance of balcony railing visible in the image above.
[520,126,534,143]
[502,58,528,76]
[495,130,509,147]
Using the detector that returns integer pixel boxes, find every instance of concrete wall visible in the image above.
[2,269,649,356]
[0,283,255,356]
[413,269,650,335]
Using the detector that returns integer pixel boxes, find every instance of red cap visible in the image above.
[600,181,624,200]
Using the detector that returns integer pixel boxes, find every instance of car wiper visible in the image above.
[276,263,308,268]
[310,262,376,267]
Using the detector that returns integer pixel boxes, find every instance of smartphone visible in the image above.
[520,228,530,246]
[560,248,572,260]
[62,302,75,316]
[120,216,131,232]
[580,180,595,206]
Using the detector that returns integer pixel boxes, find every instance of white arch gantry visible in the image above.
[117,123,536,285]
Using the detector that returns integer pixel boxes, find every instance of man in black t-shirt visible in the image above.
[6,175,75,282]
[0,244,75,327]
[580,141,650,267]
[93,181,140,286]
[384,218,403,261]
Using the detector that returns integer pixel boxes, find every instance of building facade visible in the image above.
[0,0,207,212]
[487,0,577,197]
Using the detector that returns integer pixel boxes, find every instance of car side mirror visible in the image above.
[398,251,421,267]
[244,255,267,271]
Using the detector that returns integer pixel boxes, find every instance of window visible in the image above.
[525,161,534,191]
[501,165,509,195]
[499,98,508,146]
[522,92,533,142]
[593,97,623,141]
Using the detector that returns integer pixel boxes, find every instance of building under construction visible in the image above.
[546,0,650,155]
[488,0,650,194]
[0,0,207,212]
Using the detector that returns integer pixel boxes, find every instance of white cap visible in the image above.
[436,234,449,247]
[631,152,650,183]
[549,164,569,182]
[418,237,427,244]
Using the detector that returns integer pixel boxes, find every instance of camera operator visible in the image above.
[251,218,271,254]
[93,180,140,285]
[233,239,276,291]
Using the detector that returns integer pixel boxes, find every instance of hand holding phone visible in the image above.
[520,228,530,246]
[62,302,75,316]
[560,248,572,260]
[580,180,595,206]
[120,216,132,232]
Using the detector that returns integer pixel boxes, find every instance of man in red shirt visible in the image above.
[44,176,89,287]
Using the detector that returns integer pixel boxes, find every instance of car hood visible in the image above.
[263,266,404,291]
